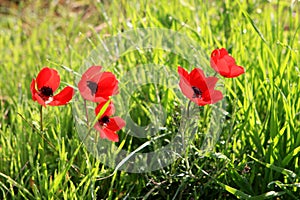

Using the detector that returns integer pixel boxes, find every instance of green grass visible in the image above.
[0,0,300,199]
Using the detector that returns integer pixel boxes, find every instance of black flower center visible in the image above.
[87,81,98,96]
[40,86,53,97]
[100,115,110,125]
[192,86,202,98]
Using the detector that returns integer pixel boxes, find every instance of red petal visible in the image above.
[209,90,223,103]
[78,67,119,102]
[78,67,102,102]
[178,66,190,82]
[36,67,60,92]
[48,86,74,106]
[100,127,119,142]
[210,48,231,76]
[94,122,102,132]
[95,72,119,99]
[189,97,208,106]
[212,56,230,77]
[223,54,237,66]
[179,79,194,100]
[81,66,103,83]
[210,48,244,78]
[106,117,126,131]
[95,100,115,117]
[210,49,220,71]
[202,89,223,103]
[228,65,245,78]
[190,68,208,91]
[178,67,194,100]
[34,93,46,107]
[190,89,223,106]
[30,79,37,101]
[190,90,212,106]
[178,66,223,106]
[78,78,103,102]
[31,79,47,106]
[205,77,219,90]
[210,59,219,73]
[93,122,119,142]
[219,48,229,57]
[193,100,205,106]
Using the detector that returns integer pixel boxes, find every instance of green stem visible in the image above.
[40,105,43,132]
[186,100,192,118]
[17,113,56,150]
[84,99,99,155]
[184,100,196,178]
[84,100,89,128]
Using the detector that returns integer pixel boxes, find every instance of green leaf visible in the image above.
[248,155,296,178]
[282,146,300,167]
[0,173,35,199]
[218,182,251,199]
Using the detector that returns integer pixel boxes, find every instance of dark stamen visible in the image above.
[40,86,53,97]
[192,86,202,98]
[100,115,110,125]
[87,81,98,96]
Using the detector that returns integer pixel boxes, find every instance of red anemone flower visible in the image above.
[94,100,126,142]
[178,66,223,106]
[210,48,244,78]
[30,67,74,106]
[78,66,119,102]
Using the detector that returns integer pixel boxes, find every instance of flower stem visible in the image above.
[184,100,196,178]
[186,100,192,118]
[17,112,56,150]
[40,105,43,132]
[84,100,90,129]
[84,99,98,153]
